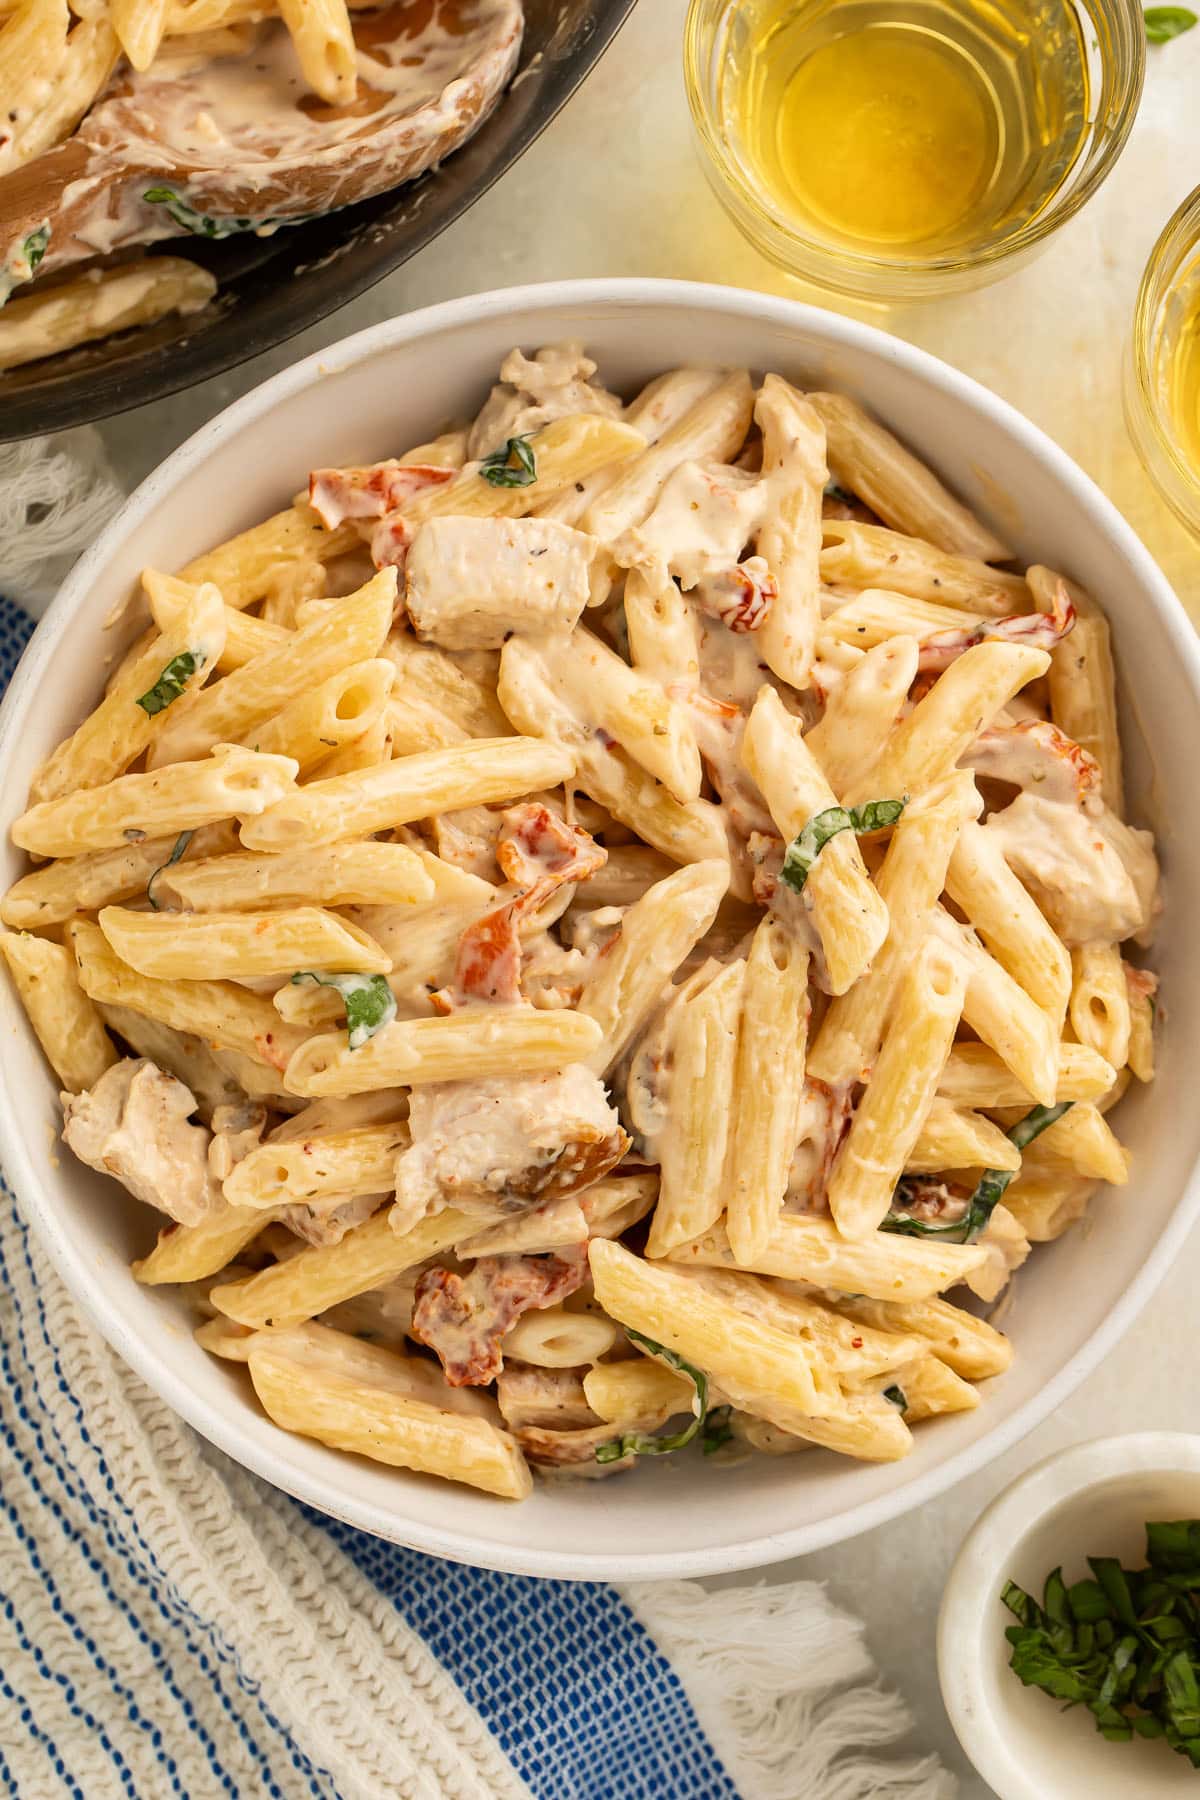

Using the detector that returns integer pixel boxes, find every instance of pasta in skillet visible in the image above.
[2,342,1159,1499]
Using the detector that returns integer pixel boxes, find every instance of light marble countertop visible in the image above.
[95,4,1200,1791]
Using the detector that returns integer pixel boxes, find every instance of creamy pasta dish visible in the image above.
[1,344,1159,1500]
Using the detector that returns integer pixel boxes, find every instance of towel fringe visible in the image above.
[626,1579,956,1800]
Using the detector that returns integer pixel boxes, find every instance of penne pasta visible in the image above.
[826,938,967,1239]
[239,736,574,852]
[808,392,1011,561]
[742,685,890,993]
[284,1008,603,1096]
[724,917,810,1266]
[1,930,117,1093]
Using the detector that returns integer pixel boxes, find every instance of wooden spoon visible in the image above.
[0,0,522,297]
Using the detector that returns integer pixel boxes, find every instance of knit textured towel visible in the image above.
[0,437,955,1800]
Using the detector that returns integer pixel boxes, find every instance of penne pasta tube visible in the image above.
[527,625,702,804]
[1069,942,1132,1072]
[1003,1170,1098,1242]
[803,635,920,799]
[239,658,394,771]
[742,685,889,993]
[67,918,307,1070]
[149,571,395,766]
[238,736,574,852]
[568,843,676,909]
[930,907,1059,1107]
[937,1040,1117,1108]
[210,1205,482,1328]
[827,938,967,1240]
[1126,964,1155,1083]
[831,1292,1013,1381]
[645,959,745,1258]
[0,821,238,928]
[133,1204,277,1285]
[146,569,290,673]
[667,1213,990,1303]
[848,642,1051,805]
[946,819,1072,1031]
[381,631,511,744]
[575,859,728,1072]
[1,930,117,1093]
[97,904,390,981]
[398,414,646,537]
[819,521,1030,615]
[820,588,981,650]
[179,505,358,609]
[589,1238,841,1423]
[724,918,810,1266]
[497,635,729,872]
[276,0,355,104]
[753,374,827,689]
[582,1359,694,1426]
[111,0,167,68]
[13,746,298,859]
[808,392,1011,561]
[224,1122,410,1209]
[30,580,225,803]
[284,1008,603,1096]
[501,1307,618,1369]
[1011,1103,1129,1186]
[582,372,754,545]
[312,712,393,777]
[875,1356,980,1423]
[905,1097,1021,1174]
[157,840,433,913]
[246,1325,531,1499]
[809,770,979,1085]
[623,565,700,688]
[1034,565,1124,818]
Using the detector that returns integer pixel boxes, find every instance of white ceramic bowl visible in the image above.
[938,1434,1200,1798]
[2,279,1199,1580]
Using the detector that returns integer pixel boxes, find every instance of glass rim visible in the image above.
[683,0,1147,283]
[1129,184,1200,505]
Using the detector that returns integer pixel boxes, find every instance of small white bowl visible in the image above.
[938,1434,1200,1799]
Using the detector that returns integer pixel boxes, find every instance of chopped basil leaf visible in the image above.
[595,1328,710,1464]
[1002,1522,1200,1765]
[479,434,537,488]
[882,1385,908,1410]
[883,1100,1074,1242]
[21,224,50,276]
[291,971,396,1050]
[135,650,203,716]
[142,186,311,238]
[780,797,907,894]
[146,830,193,910]
[1145,5,1196,40]
[701,1404,734,1455]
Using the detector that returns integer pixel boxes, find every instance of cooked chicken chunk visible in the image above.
[62,1058,221,1226]
[467,341,622,459]
[985,793,1157,944]
[405,517,597,649]
[393,1063,628,1234]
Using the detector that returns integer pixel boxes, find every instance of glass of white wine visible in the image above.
[1125,188,1200,535]
[684,0,1145,301]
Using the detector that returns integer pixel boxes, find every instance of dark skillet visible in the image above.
[0,0,637,440]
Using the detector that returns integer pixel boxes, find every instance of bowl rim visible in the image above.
[936,1432,1200,1798]
[4,276,1200,1579]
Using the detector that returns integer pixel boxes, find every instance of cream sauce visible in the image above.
[25,0,522,279]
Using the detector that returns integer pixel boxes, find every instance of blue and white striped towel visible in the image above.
[0,445,954,1800]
